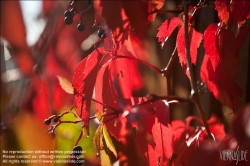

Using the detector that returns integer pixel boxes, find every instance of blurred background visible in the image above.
[1,0,249,166]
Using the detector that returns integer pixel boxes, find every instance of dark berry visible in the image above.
[96,153,100,158]
[71,146,82,156]
[76,158,85,166]
[77,23,85,31]
[64,10,72,17]
[64,16,73,25]
[53,117,59,123]
[44,118,51,125]
[97,29,106,38]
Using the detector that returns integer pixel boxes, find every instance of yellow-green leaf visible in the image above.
[56,75,74,94]
[100,147,112,166]
[93,125,102,152]
[94,125,112,166]
[96,109,104,122]
[103,125,117,157]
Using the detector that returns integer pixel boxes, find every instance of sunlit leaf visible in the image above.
[109,56,142,99]
[214,0,229,24]
[56,75,74,94]
[176,25,203,77]
[103,125,117,157]
[100,149,112,166]
[203,23,220,70]
[200,54,241,111]
[93,125,102,152]
[157,17,183,48]
[72,47,105,126]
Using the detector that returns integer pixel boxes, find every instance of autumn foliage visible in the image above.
[42,0,250,166]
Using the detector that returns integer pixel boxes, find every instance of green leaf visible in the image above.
[102,125,117,157]
[56,75,74,94]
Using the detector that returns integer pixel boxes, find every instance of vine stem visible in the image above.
[75,89,119,112]
[183,0,213,140]
[134,94,192,107]
[162,46,178,95]
[75,129,84,146]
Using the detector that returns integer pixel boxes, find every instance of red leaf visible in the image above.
[171,120,185,143]
[230,0,250,24]
[109,56,142,99]
[72,47,105,126]
[95,57,122,140]
[171,115,225,165]
[204,23,221,70]
[217,29,239,79]
[247,10,250,19]
[202,25,245,110]
[200,54,241,110]
[208,115,226,141]
[99,1,123,33]
[138,101,174,165]
[215,0,250,24]
[235,26,250,54]
[174,126,209,166]
[94,53,136,140]
[99,0,148,44]
[123,1,148,38]
[148,0,165,22]
[96,74,146,141]
[215,0,229,24]
[157,17,183,48]
[176,25,203,66]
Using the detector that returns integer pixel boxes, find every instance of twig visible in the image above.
[162,46,178,95]
[189,0,203,24]
[183,0,213,140]
[134,94,192,107]
[75,90,118,112]
[75,129,84,146]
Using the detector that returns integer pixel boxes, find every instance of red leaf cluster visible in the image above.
[98,0,157,45]
[201,23,249,110]
[42,1,250,165]
[72,47,144,136]
[171,114,227,166]
[215,0,250,25]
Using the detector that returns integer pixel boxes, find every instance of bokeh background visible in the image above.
[1,0,249,166]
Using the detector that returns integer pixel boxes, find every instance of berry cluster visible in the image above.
[63,0,93,32]
[44,115,59,139]
[63,0,106,39]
